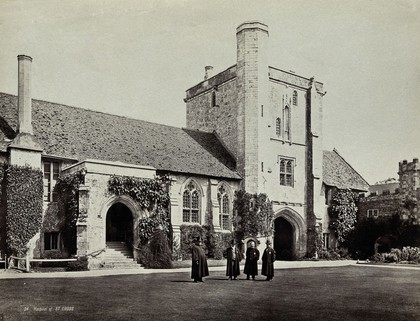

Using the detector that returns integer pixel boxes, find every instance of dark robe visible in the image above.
[191,243,209,281]
[244,247,260,277]
[225,245,242,278]
[261,247,276,279]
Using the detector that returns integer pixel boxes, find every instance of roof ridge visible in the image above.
[332,148,370,186]
[0,91,185,131]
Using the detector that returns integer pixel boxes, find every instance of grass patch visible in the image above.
[0,266,419,320]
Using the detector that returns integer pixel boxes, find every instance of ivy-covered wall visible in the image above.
[5,165,43,256]
[53,171,84,255]
[0,164,6,257]
[108,174,171,245]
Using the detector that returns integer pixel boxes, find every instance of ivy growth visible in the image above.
[54,171,84,254]
[233,190,274,242]
[6,165,43,256]
[329,188,359,246]
[108,174,171,245]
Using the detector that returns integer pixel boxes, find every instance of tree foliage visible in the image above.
[329,189,358,246]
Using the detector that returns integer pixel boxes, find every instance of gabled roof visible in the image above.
[323,149,369,192]
[0,93,240,179]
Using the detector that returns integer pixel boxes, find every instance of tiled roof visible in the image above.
[323,149,369,191]
[0,93,240,179]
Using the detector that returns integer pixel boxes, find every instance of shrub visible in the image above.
[371,253,384,262]
[317,249,342,260]
[179,225,207,260]
[66,256,88,271]
[390,248,401,262]
[139,230,173,269]
[383,252,398,263]
[213,232,232,260]
[401,246,420,263]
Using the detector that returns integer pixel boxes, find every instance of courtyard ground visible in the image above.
[0,264,419,321]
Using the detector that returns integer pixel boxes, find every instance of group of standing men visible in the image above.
[191,237,276,282]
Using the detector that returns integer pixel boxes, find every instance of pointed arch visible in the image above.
[273,207,306,258]
[181,178,203,223]
[217,181,233,230]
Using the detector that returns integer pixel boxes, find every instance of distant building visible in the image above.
[359,158,420,223]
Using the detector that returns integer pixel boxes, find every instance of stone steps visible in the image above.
[102,242,141,269]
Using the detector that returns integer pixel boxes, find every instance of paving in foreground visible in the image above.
[1,259,419,279]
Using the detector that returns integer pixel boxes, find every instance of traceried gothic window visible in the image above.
[293,90,298,106]
[217,185,230,230]
[280,158,294,187]
[43,160,60,202]
[284,106,290,140]
[276,117,281,136]
[183,181,200,223]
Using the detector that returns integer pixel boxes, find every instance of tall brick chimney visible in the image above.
[8,54,42,168]
[17,55,34,135]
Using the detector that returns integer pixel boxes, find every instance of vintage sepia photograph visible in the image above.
[0,0,419,320]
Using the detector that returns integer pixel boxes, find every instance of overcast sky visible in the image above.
[1,0,419,185]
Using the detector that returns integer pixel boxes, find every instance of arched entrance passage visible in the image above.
[274,217,294,260]
[273,208,307,260]
[106,203,133,245]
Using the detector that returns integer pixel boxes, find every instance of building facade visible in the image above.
[0,22,369,268]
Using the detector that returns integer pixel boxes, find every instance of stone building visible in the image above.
[359,158,420,223]
[0,21,368,268]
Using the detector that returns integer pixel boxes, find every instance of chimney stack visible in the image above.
[17,55,33,135]
[204,65,214,80]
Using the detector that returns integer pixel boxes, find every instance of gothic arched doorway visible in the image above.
[106,203,133,245]
[274,217,294,260]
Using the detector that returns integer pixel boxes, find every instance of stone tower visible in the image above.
[185,21,269,192]
[399,158,420,200]
[185,21,325,258]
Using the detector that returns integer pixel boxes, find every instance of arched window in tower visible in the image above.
[183,181,201,223]
[276,117,281,136]
[293,90,298,106]
[280,158,294,187]
[217,185,231,230]
[284,106,291,140]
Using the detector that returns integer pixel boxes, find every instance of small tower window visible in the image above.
[293,90,298,106]
[211,91,217,107]
[284,106,290,140]
[276,117,281,136]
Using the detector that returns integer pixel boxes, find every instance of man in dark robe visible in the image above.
[244,241,260,280]
[191,237,209,282]
[225,240,242,280]
[262,240,276,281]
